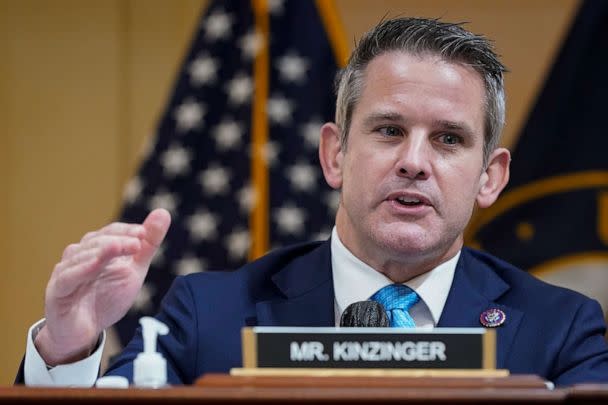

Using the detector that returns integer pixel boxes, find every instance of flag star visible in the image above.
[174,255,207,276]
[225,228,250,261]
[226,74,253,105]
[130,283,155,313]
[300,120,323,149]
[258,141,280,166]
[324,190,341,213]
[274,204,306,235]
[239,30,264,59]
[174,99,205,132]
[267,95,294,125]
[199,164,231,195]
[212,119,243,151]
[189,54,218,85]
[268,0,285,15]
[123,176,143,204]
[161,145,191,176]
[287,162,318,192]
[149,190,178,213]
[203,10,233,41]
[238,184,256,214]
[276,52,309,83]
[187,210,219,241]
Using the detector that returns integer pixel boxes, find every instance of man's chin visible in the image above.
[374,230,433,256]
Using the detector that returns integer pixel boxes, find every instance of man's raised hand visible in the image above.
[34,209,171,366]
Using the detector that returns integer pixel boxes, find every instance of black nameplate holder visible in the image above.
[234,327,507,377]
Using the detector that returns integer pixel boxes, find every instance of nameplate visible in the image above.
[241,327,496,369]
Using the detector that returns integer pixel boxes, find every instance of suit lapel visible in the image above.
[255,241,335,327]
[438,249,524,368]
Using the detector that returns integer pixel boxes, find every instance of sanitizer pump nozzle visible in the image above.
[133,317,169,388]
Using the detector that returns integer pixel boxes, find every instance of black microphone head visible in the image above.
[340,300,389,327]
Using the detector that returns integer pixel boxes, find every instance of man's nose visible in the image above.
[396,135,431,180]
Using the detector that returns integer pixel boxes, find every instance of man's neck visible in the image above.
[373,250,460,283]
[334,223,462,283]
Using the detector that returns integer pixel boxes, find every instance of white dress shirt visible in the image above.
[24,319,106,386]
[24,229,460,386]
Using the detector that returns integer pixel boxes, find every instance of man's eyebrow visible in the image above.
[434,120,476,136]
[362,112,408,127]
[361,114,478,137]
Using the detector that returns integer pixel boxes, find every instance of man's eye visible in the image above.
[439,133,462,145]
[378,126,401,137]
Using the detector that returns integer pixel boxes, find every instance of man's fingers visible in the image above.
[134,209,171,267]
[56,248,101,272]
[55,236,141,273]
[79,235,142,253]
[52,237,141,297]
[142,209,172,247]
[50,255,102,298]
[56,235,141,273]
[61,229,143,261]
[66,223,145,262]
[61,244,80,260]
[50,237,141,298]
[80,223,146,244]
[50,210,170,299]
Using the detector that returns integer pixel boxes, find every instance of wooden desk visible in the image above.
[2,374,570,404]
[3,375,608,403]
[566,384,608,404]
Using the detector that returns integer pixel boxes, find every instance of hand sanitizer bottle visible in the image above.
[133,317,169,388]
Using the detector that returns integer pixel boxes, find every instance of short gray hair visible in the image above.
[335,17,507,165]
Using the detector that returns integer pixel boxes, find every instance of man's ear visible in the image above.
[477,147,511,208]
[318,122,344,189]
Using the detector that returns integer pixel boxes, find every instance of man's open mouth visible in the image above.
[395,196,423,206]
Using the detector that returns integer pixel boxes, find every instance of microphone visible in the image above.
[340,300,390,327]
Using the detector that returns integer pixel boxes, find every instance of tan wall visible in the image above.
[0,0,579,384]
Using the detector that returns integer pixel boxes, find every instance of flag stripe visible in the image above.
[315,0,349,68]
[250,0,271,260]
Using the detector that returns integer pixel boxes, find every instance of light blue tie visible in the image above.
[371,284,420,328]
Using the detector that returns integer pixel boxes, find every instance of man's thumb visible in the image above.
[135,208,172,265]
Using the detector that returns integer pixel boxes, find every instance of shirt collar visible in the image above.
[331,227,459,325]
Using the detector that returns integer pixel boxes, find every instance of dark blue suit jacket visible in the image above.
[101,241,608,386]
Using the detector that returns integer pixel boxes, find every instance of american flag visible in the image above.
[114,0,347,345]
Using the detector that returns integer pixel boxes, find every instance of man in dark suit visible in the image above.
[19,17,608,386]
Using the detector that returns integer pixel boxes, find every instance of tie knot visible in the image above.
[371,284,419,312]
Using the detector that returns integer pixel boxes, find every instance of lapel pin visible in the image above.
[480,308,506,328]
